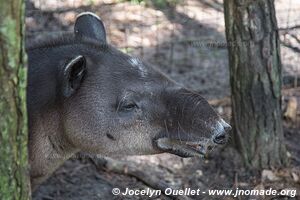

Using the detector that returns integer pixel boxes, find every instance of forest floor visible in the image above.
[26,0,300,199]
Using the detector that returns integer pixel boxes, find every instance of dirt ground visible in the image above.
[25,0,300,199]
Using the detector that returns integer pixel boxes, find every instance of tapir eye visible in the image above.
[119,101,138,112]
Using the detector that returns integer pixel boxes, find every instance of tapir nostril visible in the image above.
[213,133,226,144]
[212,120,231,145]
[224,125,232,133]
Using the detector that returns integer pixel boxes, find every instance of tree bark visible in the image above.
[224,0,287,168]
[0,0,31,199]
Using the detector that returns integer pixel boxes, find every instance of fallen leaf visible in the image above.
[291,172,299,182]
[262,169,280,181]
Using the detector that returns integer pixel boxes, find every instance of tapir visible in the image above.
[26,12,231,190]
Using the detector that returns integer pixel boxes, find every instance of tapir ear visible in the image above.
[74,12,107,44]
[62,55,86,98]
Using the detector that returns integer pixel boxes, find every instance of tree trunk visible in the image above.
[224,0,287,168]
[0,0,31,199]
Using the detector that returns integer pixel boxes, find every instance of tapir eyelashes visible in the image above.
[121,103,137,111]
[117,100,138,112]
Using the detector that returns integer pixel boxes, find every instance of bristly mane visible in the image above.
[26,33,109,52]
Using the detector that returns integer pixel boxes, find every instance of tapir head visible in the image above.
[56,12,231,158]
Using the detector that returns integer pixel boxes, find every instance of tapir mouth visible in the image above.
[155,137,215,158]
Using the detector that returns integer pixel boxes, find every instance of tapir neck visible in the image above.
[29,109,78,190]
